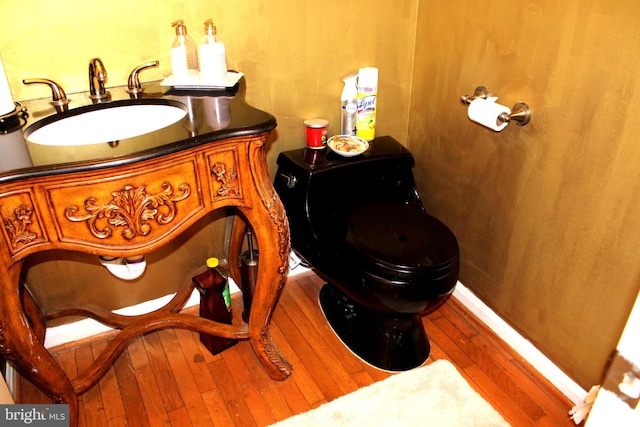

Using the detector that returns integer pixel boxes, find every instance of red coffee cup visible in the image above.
[304,119,329,149]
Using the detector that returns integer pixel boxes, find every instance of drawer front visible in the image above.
[46,159,204,248]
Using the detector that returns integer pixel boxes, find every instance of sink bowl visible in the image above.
[24,99,188,146]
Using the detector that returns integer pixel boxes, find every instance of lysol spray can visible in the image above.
[356,67,378,141]
[341,73,358,135]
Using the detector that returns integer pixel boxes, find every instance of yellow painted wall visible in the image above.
[410,1,640,388]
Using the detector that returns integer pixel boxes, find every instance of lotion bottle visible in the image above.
[170,20,198,84]
[340,73,358,136]
[356,67,378,141]
[199,19,228,85]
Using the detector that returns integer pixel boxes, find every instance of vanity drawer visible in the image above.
[45,159,204,249]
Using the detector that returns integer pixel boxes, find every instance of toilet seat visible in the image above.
[344,202,458,278]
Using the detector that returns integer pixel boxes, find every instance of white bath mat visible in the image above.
[269,359,510,427]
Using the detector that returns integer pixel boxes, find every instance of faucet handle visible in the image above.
[126,60,159,98]
[22,78,71,113]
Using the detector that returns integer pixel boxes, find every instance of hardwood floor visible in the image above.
[19,270,576,426]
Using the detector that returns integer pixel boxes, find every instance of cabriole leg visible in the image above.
[0,261,78,426]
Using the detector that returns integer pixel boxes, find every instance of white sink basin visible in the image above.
[24,99,188,146]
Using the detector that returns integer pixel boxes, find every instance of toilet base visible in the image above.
[318,282,430,371]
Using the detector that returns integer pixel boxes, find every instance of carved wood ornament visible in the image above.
[64,182,191,240]
[211,161,239,197]
[4,204,37,247]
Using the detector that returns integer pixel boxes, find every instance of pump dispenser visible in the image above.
[199,19,228,85]
[340,73,358,135]
[170,20,198,84]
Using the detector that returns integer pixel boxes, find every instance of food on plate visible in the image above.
[331,136,365,152]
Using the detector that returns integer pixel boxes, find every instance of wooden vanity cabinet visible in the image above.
[0,82,292,426]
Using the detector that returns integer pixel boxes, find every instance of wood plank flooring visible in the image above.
[18,271,576,426]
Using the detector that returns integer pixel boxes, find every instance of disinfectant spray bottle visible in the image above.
[340,73,358,136]
[356,67,378,141]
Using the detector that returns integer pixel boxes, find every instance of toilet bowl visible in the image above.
[274,136,459,371]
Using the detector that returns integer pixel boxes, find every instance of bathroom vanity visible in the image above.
[0,78,292,425]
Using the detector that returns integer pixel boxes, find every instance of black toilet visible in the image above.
[274,136,459,371]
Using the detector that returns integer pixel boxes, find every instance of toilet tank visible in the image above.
[274,136,423,250]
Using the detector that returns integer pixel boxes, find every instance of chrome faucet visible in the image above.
[88,58,110,102]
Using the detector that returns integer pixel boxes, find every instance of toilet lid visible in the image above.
[346,202,458,274]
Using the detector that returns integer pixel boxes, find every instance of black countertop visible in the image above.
[0,77,276,184]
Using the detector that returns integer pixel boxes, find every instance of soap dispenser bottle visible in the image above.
[170,20,198,84]
[340,73,358,136]
[199,19,228,85]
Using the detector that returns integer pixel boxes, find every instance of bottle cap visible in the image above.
[172,20,187,36]
[203,19,217,36]
[358,67,378,90]
[206,257,220,268]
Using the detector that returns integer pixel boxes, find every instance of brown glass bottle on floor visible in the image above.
[193,258,237,355]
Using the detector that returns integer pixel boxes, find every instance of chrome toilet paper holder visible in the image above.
[461,86,531,126]
[460,86,490,104]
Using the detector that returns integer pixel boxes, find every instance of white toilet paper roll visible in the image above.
[467,98,511,132]
[0,55,15,116]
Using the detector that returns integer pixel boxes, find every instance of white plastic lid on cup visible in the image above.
[304,119,329,128]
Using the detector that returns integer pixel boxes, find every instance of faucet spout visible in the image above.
[89,58,110,102]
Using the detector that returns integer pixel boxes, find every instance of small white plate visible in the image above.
[327,135,369,157]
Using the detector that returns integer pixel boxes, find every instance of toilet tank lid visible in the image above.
[276,135,414,174]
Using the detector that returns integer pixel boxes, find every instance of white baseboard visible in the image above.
[1,366,15,403]
[453,281,587,405]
